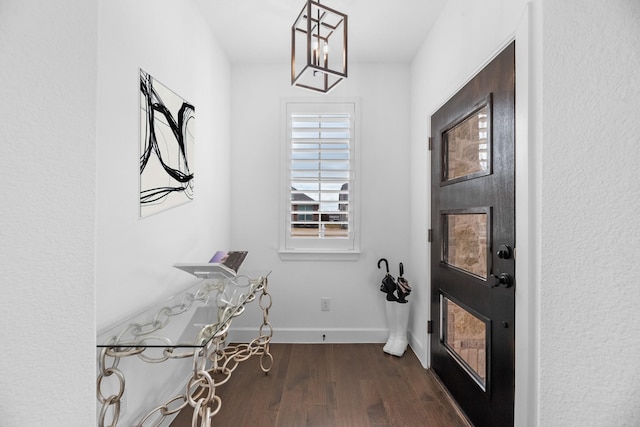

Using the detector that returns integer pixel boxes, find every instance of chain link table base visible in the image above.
[97,278,272,427]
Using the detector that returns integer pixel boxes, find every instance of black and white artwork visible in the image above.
[139,69,195,218]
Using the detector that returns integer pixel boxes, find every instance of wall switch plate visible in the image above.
[321,297,331,311]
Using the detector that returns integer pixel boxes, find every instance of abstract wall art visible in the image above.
[139,69,195,218]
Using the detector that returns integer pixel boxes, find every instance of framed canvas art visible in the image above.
[139,69,195,218]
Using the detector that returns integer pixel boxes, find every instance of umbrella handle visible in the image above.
[399,262,404,277]
[377,258,389,273]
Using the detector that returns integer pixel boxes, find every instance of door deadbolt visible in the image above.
[497,244,513,260]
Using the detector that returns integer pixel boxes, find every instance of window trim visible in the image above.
[279,98,361,260]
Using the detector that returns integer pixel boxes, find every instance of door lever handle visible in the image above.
[490,272,513,288]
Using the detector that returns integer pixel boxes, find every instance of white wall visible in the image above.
[413,0,640,426]
[227,63,413,344]
[5,0,639,425]
[0,0,97,425]
[95,0,231,423]
[96,0,231,329]
[409,0,529,367]
[410,0,534,425]
[539,1,640,425]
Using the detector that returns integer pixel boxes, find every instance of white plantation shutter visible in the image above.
[283,101,359,254]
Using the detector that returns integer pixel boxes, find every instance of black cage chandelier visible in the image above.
[291,0,348,93]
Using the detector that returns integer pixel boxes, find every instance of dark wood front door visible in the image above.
[430,42,515,427]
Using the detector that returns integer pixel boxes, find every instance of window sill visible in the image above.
[278,249,361,262]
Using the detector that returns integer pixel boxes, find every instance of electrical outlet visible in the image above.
[321,297,331,311]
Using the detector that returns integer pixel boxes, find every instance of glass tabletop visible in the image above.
[96,270,270,349]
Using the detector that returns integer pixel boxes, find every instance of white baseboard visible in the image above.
[228,327,429,369]
[408,329,428,368]
[228,327,389,344]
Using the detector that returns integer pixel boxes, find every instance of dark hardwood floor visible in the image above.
[170,343,470,427]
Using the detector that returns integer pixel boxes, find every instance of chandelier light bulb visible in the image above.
[313,39,319,65]
[323,42,328,67]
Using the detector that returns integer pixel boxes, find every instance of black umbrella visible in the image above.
[377,258,397,301]
[396,262,412,303]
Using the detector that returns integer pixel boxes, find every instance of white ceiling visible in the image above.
[194,0,448,64]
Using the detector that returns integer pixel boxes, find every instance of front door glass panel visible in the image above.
[443,104,491,183]
[443,212,488,279]
[442,296,488,389]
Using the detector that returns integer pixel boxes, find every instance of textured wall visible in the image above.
[413,1,640,425]
[539,1,640,425]
[409,0,529,365]
[96,0,232,330]
[0,0,98,425]
[95,0,232,423]
[227,63,412,343]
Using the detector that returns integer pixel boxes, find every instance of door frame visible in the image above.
[512,6,538,426]
[423,5,537,427]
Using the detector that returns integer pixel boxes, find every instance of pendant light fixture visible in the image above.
[291,0,348,93]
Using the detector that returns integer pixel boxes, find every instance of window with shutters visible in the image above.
[280,100,360,259]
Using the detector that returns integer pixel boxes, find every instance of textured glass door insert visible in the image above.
[442,297,488,389]
[443,212,489,279]
[443,104,491,183]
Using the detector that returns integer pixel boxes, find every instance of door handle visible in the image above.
[491,272,513,288]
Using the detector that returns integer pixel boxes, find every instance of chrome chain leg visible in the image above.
[258,277,273,373]
[97,275,273,426]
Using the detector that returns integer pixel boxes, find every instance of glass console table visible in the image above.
[96,270,272,426]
